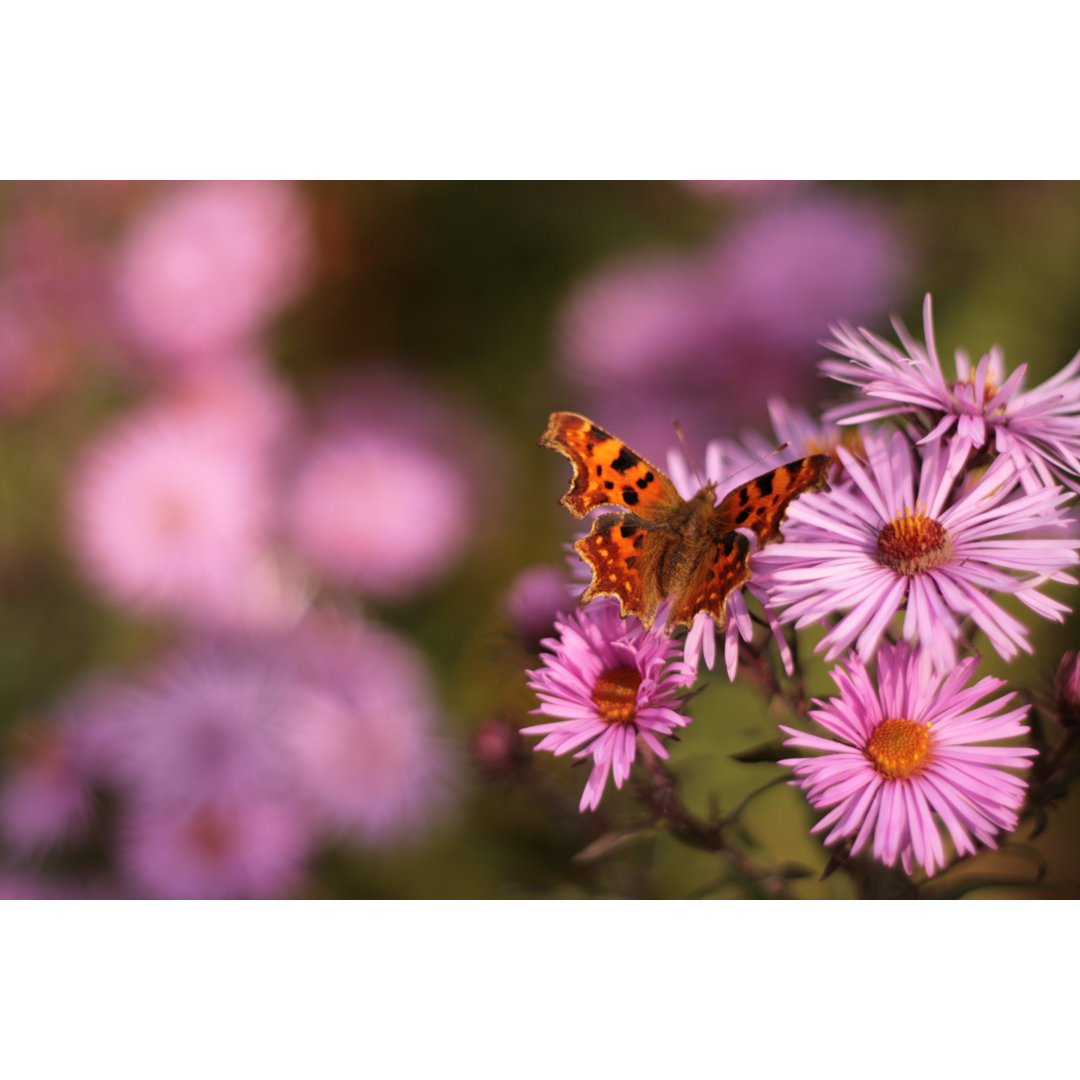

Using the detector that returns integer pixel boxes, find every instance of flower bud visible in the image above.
[470,717,529,778]
[1054,651,1080,731]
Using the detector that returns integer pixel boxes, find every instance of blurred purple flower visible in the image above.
[523,599,691,811]
[781,641,1036,878]
[502,564,575,649]
[113,181,313,369]
[67,398,293,625]
[0,725,93,852]
[560,194,906,459]
[823,294,1080,492]
[122,794,310,900]
[757,430,1080,672]
[113,641,299,807]
[280,614,453,845]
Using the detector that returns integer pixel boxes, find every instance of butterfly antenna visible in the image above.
[725,441,793,482]
[672,419,706,488]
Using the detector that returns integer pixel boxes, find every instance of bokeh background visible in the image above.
[2,180,1079,899]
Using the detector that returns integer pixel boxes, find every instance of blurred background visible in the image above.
[1,180,1079,898]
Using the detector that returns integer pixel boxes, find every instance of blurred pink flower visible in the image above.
[67,399,286,624]
[285,426,471,600]
[502,564,575,649]
[0,194,115,413]
[121,795,310,900]
[113,181,313,369]
[280,614,453,845]
[560,255,716,384]
[561,194,906,459]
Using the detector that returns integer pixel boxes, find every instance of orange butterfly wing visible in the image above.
[538,412,682,521]
[575,514,669,627]
[667,530,752,629]
[713,456,831,544]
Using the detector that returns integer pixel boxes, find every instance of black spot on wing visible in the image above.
[756,474,773,497]
[604,480,614,490]
[635,471,654,490]
[619,523,638,539]
[611,448,641,473]
[735,507,750,525]
[622,487,639,506]
[784,461,802,478]
[587,424,614,444]
[738,487,749,506]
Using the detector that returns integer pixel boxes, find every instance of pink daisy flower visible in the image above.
[823,294,1080,492]
[113,181,313,368]
[756,429,1080,672]
[523,599,691,811]
[67,401,279,623]
[780,641,1036,878]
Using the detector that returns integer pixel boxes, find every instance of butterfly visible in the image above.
[539,411,831,630]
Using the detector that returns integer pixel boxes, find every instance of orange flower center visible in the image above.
[876,506,952,575]
[806,429,865,468]
[592,666,642,725]
[866,717,933,780]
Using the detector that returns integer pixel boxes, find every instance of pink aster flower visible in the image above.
[113,181,312,369]
[757,429,1080,672]
[279,614,453,845]
[67,400,279,623]
[780,641,1036,878]
[523,598,691,811]
[823,294,1080,492]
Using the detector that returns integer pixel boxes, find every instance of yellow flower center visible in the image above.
[876,505,953,575]
[592,666,642,725]
[866,717,933,780]
[953,367,999,402]
[806,429,865,468]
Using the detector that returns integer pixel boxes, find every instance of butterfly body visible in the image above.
[540,412,830,630]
